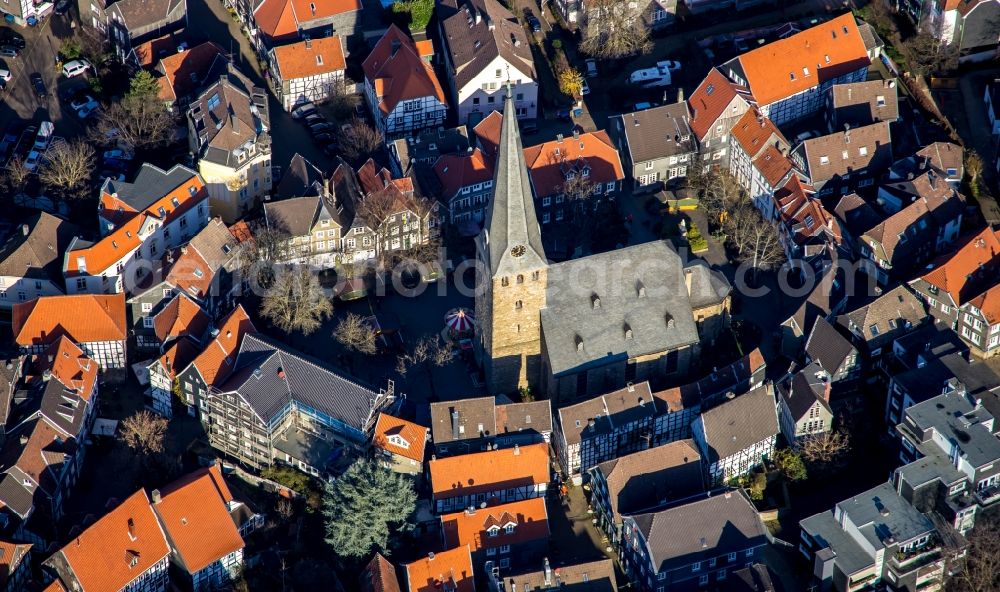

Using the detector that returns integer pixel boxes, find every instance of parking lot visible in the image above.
[0,13,90,145]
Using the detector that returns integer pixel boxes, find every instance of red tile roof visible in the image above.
[363,25,447,116]
[968,285,1000,325]
[153,464,245,574]
[523,131,624,198]
[733,13,870,107]
[404,545,475,592]
[155,337,201,382]
[271,36,346,80]
[753,144,795,188]
[70,169,206,276]
[920,227,1000,305]
[441,497,549,552]
[152,293,210,343]
[186,305,256,387]
[429,443,549,500]
[0,540,31,590]
[156,42,227,102]
[44,337,98,403]
[254,0,360,40]
[12,294,127,347]
[473,110,503,160]
[54,489,171,592]
[731,108,787,158]
[688,68,750,140]
[363,553,402,592]
[433,148,494,199]
[373,413,427,464]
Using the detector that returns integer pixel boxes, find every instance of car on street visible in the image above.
[0,47,19,59]
[75,101,100,118]
[633,101,653,111]
[62,60,91,78]
[291,102,316,119]
[303,113,325,125]
[0,29,25,50]
[528,16,541,32]
[0,69,10,83]
[30,73,46,98]
[580,79,590,95]
[585,59,597,78]
[70,95,95,110]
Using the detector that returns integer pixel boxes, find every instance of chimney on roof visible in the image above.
[277,367,286,379]
[556,133,564,143]
[21,224,28,236]
[683,267,693,296]
[428,552,436,561]
[451,409,460,440]
[127,518,136,540]
[513,444,520,455]
[305,37,312,49]
[151,489,161,503]
[475,10,482,24]
[543,558,552,585]
[18,435,27,446]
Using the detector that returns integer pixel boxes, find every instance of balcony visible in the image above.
[974,483,1000,506]
[890,546,943,575]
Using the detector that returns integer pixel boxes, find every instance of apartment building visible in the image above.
[0,213,78,310]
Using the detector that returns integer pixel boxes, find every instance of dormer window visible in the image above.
[388,434,410,449]
[504,523,515,534]
[575,334,584,351]
[802,67,810,77]
[789,72,795,81]
[624,323,633,340]
[487,525,500,537]
[591,293,601,309]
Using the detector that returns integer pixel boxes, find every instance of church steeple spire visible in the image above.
[479,85,546,278]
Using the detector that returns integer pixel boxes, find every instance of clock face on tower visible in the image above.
[510,245,526,257]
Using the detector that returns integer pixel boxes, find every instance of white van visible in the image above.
[33,121,54,151]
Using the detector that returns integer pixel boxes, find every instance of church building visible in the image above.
[474,91,733,402]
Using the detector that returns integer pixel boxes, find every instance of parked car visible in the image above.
[76,102,100,118]
[33,121,53,150]
[0,47,19,59]
[0,69,10,83]
[61,60,91,78]
[24,151,40,172]
[99,171,126,182]
[54,0,71,13]
[103,148,132,160]
[633,101,653,111]
[291,102,316,119]
[629,61,674,88]
[30,73,46,98]
[104,157,129,170]
[313,132,334,143]
[303,114,326,126]
[519,119,539,134]
[70,95,95,110]
[308,122,335,134]
[580,79,590,95]
[585,59,598,78]
[528,16,541,32]
[0,29,25,50]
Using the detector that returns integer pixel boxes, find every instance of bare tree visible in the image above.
[950,513,1000,591]
[356,187,399,266]
[119,411,168,456]
[725,203,785,282]
[798,431,850,464]
[3,156,31,197]
[234,225,292,289]
[579,0,652,60]
[93,75,174,150]
[901,13,959,77]
[396,336,453,398]
[39,139,96,201]
[966,151,984,185]
[334,312,377,355]
[260,268,333,335]
[692,166,744,229]
[338,119,383,163]
[325,78,361,120]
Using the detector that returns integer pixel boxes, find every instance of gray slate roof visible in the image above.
[542,241,722,376]
[275,153,327,200]
[592,439,704,522]
[629,490,768,573]
[0,212,78,282]
[799,510,875,576]
[700,385,778,462]
[837,285,927,346]
[429,396,497,444]
[903,389,1000,469]
[186,218,240,273]
[777,361,831,421]
[219,334,379,430]
[441,0,536,91]
[264,196,325,237]
[613,101,695,164]
[805,316,855,375]
[835,482,934,550]
[830,79,899,127]
[557,382,657,445]
[478,91,546,277]
[495,400,552,436]
[189,69,270,168]
[104,0,184,31]
[101,163,201,213]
